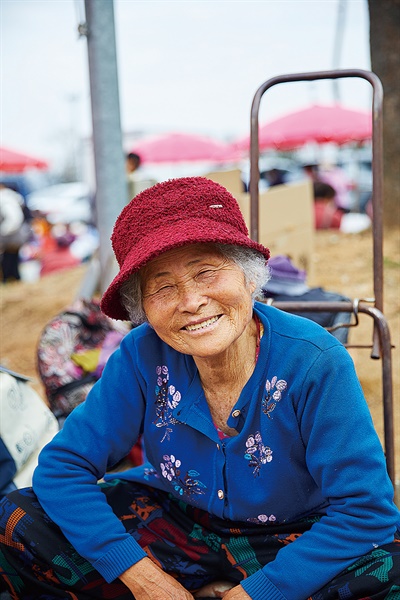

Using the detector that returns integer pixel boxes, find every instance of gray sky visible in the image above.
[1,0,372,171]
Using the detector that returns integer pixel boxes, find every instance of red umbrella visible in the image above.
[234,104,372,151]
[130,132,239,163]
[0,146,49,172]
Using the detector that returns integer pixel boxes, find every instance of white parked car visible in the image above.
[337,146,372,213]
[26,182,93,224]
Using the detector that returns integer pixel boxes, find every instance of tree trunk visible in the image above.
[368,0,400,228]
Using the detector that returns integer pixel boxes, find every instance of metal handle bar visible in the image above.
[249,69,384,321]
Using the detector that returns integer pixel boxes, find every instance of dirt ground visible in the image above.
[1,227,399,491]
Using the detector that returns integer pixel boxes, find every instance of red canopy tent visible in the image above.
[0,146,49,173]
[130,132,240,163]
[233,104,372,152]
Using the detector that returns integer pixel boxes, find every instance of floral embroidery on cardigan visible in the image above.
[143,466,159,481]
[244,431,273,477]
[154,365,182,441]
[262,376,287,417]
[247,513,277,524]
[160,454,207,497]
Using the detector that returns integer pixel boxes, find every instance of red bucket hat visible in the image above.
[101,176,270,321]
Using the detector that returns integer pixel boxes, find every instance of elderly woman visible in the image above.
[0,177,399,600]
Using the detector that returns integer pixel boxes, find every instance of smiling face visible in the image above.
[140,244,256,360]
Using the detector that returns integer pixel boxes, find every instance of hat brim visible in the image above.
[101,217,270,321]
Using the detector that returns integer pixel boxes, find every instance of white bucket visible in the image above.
[19,260,42,283]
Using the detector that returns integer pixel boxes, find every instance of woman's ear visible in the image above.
[248,279,257,295]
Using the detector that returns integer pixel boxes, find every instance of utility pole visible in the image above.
[332,0,347,103]
[82,0,127,294]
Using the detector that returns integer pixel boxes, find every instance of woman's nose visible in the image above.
[176,282,208,313]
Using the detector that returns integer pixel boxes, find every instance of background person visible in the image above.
[0,183,31,282]
[0,177,399,600]
[313,181,344,229]
[313,181,372,234]
[125,151,157,201]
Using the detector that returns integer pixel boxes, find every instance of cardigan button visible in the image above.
[232,409,241,418]
[217,489,224,500]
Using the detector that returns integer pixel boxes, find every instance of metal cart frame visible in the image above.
[248,69,395,484]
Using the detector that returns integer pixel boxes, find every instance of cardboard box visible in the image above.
[238,181,315,277]
[205,170,315,278]
[205,168,244,200]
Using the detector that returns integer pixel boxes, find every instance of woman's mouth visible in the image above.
[184,315,220,332]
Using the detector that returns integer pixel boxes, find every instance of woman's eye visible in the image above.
[145,285,173,298]
[197,269,214,278]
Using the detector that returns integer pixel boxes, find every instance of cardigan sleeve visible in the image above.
[242,343,399,600]
[32,333,148,582]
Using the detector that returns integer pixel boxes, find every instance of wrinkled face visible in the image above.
[141,244,255,359]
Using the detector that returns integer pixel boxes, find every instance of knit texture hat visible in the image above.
[101,176,270,321]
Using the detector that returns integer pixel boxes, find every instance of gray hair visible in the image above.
[119,243,270,324]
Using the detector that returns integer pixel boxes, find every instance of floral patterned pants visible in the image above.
[0,481,399,599]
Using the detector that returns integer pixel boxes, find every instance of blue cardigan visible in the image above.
[33,303,400,600]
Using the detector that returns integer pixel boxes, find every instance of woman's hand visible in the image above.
[221,585,252,599]
[194,581,235,597]
[119,557,194,599]
[193,582,251,599]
